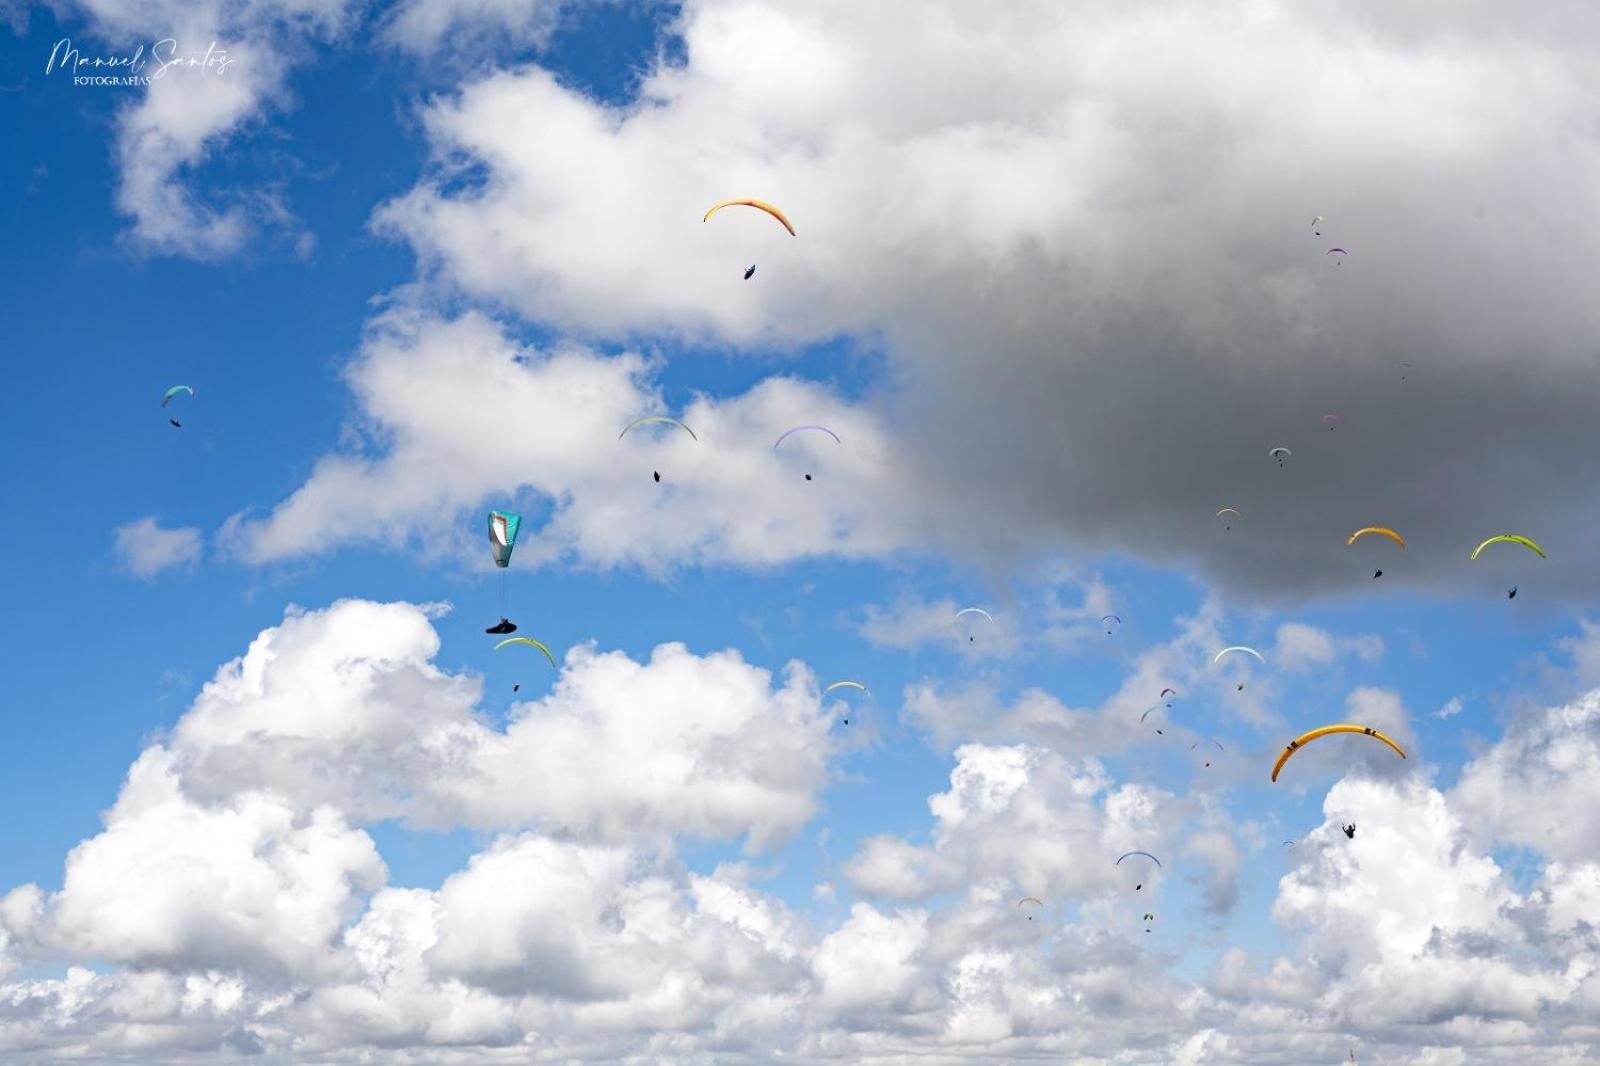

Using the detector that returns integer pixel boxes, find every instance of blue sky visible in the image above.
[4,1,1600,1062]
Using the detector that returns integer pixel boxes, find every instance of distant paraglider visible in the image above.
[162,385,193,426]
[774,425,840,481]
[1102,614,1121,636]
[1216,507,1240,531]
[494,636,558,668]
[1323,414,1340,430]
[956,607,993,642]
[1311,215,1325,235]
[1017,897,1043,920]
[1115,851,1162,891]
[1191,738,1225,767]
[744,264,756,280]
[1269,447,1292,467]
[1327,247,1347,263]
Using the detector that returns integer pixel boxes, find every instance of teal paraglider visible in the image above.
[486,511,522,633]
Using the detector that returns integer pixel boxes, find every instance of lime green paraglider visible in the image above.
[494,637,557,667]
[1469,534,1545,560]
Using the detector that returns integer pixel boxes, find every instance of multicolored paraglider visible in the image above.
[703,199,797,236]
[1270,724,1407,782]
[486,510,521,634]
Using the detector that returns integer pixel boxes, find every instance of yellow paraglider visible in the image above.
[1271,724,1407,782]
[1470,534,1545,560]
[703,199,797,236]
[1347,527,1405,548]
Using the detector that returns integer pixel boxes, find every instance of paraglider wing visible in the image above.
[1347,527,1406,548]
[493,637,558,668]
[1017,896,1042,908]
[1268,447,1292,460]
[1215,507,1240,518]
[773,425,842,450]
[1326,248,1347,255]
[1311,215,1325,229]
[703,199,797,236]
[1160,688,1177,699]
[1270,723,1406,782]
[1115,851,1162,868]
[1191,739,1225,752]
[1140,704,1164,723]
[1469,534,1546,560]
[1101,614,1121,634]
[955,607,994,623]
[824,681,869,695]
[1214,646,1265,665]
[160,385,194,408]
[620,416,698,441]
[487,511,521,569]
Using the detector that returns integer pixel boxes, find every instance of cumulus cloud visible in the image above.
[168,599,834,848]
[113,516,201,576]
[224,308,924,572]
[68,0,358,257]
[345,0,1600,600]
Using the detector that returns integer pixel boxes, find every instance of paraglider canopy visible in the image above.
[487,511,521,569]
[1469,534,1545,560]
[1270,723,1406,782]
[161,385,194,407]
[1348,527,1406,548]
[1101,614,1121,635]
[825,680,869,695]
[1214,645,1264,665]
[493,636,558,667]
[773,425,842,450]
[620,416,698,441]
[703,199,797,236]
[1269,447,1292,466]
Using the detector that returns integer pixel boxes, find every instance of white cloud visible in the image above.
[225,308,924,572]
[1434,696,1464,719]
[1273,621,1384,673]
[72,0,358,257]
[113,516,201,577]
[169,598,836,849]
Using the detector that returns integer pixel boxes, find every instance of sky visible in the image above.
[3,0,1600,1062]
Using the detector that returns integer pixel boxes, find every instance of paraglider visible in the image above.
[956,607,993,642]
[1349,527,1405,548]
[1142,911,1155,932]
[1327,247,1347,262]
[1191,738,1225,767]
[1342,823,1357,839]
[1311,215,1325,235]
[620,416,698,441]
[1509,585,1518,599]
[1216,507,1240,531]
[494,636,558,668]
[1269,446,1291,467]
[1469,534,1545,560]
[773,425,842,450]
[703,199,797,236]
[1214,646,1264,665]
[1140,705,1167,734]
[825,680,868,724]
[1271,724,1407,782]
[774,425,840,481]
[1323,414,1340,429]
[486,510,521,633]
[162,385,193,426]
[744,264,756,280]
[1115,851,1162,891]
[1017,896,1042,920]
[1101,614,1121,636]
